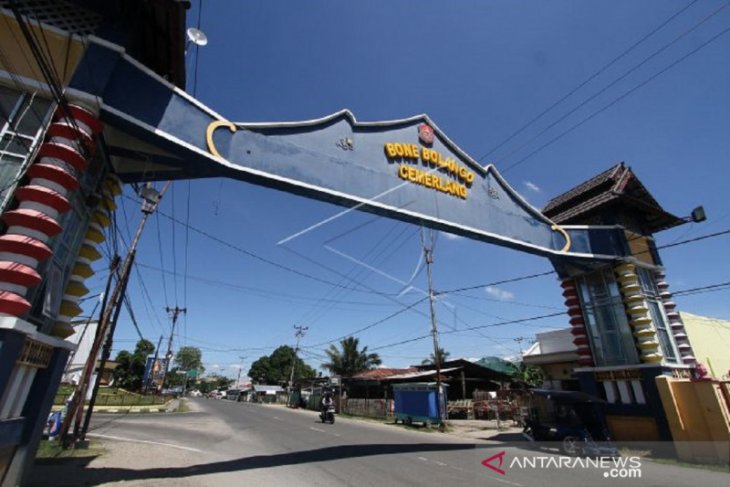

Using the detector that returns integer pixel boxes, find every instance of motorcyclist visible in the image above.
[320,389,334,416]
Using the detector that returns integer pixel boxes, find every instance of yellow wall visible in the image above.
[0,12,85,87]
[656,376,730,464]
[681,312,730,378]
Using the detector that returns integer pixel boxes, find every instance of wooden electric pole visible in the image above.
[161,306,187,387]
[61,182,170,445]
[422,228,444,424]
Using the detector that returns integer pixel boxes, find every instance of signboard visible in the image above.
[70,39,629,264]
[143,356,168,390]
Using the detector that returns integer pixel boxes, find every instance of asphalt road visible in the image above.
[56,399,728,486]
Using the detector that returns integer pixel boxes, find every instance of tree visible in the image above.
[197,374,234,393]
[421,347,450,366]
[248,346,316,385]
[514,362,543,387]
[174,346,204,375]
[322,337,381,377]
[112,339,156,391]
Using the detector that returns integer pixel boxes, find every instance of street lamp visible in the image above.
[683,206,706,223]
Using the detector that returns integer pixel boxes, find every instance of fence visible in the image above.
[342,398,393,419]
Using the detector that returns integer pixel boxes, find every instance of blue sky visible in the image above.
[92,1,729,378]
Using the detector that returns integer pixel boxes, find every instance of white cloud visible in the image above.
[485,286,515,301]
[524,181,541,193]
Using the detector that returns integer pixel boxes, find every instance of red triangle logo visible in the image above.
[481,451,506,475]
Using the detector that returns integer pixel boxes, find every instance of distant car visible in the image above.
[188,390,202,397]
[207,390,223,399]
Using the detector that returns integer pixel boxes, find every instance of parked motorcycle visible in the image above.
[320,405,335,424]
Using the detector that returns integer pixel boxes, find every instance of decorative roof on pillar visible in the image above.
[543,162,684,234]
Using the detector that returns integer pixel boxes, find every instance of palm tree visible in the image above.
[421,347,450,366]
[322,337,381,377]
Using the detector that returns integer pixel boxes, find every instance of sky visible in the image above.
[89,1,730,380]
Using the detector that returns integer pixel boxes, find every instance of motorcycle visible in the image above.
[521,389,618,457]
[320,405,335,424]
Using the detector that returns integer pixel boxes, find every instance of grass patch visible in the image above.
[36,440,105,459]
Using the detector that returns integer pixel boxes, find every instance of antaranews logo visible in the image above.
[481,451,642,479]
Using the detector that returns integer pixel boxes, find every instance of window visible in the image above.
[0,86,53,210]
[637,267,678,363]
[577,269,639,366]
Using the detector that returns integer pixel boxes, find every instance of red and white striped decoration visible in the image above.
[0,104,102,321]
[561,278,594,367]
[654,271,695,364]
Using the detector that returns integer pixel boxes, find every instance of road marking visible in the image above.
[493,477,525,487]
[87,433,203,453]
[309,426,326,433]
[273,416,282,421]
[417,457,428,462]
[433,460,447,466]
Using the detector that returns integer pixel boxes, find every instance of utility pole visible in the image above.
[60,182,169,444]
[236,355,245,389]
[288,325,308,390]
[421,228,444,424]
[162,306,187,387]
[514,337,525,358]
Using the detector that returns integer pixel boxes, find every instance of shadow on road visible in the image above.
[28,442,477,486]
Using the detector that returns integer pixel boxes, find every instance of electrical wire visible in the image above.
[502,21,730,173]
[476,0,701,162]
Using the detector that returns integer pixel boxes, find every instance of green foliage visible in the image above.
[174,346,204,375]
[112,339,156,391]
[421,347,450,366]
[322,337,382,377]
[515,362,543,387]
[248,345,316,385]
[197,374,234,393]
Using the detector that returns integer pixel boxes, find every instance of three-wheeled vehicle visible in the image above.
[522,389,618,456]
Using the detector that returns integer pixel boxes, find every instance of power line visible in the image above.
[370,311,565,351]
[135,261,396,308]
[499,1,729,170]
[476,0,700,162]
[657,228,730,250]
[302,296,429,349]
[126,194,395,295]
[502,21,730,173]
[122,293,145,341]
[673,280,730,297]
[438,270,556,295]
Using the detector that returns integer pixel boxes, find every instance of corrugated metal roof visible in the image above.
[385,367,461,380]
[350,368,417,380]
[253,385,284,393]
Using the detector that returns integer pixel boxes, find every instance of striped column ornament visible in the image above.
[614,262,662,363]
[561,278,594,366]
[0,105,102,322]
[52,174,121,338]
[654,271,695,365]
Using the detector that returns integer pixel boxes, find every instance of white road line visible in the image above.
[309,426,326,433]
[493,477,525,487]
[417,457,429,462]
[87,433,203,453]
[433,460,447,466]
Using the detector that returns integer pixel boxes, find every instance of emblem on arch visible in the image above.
[418,123,434,145]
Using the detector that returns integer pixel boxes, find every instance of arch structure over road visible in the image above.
[68,37,630,271]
